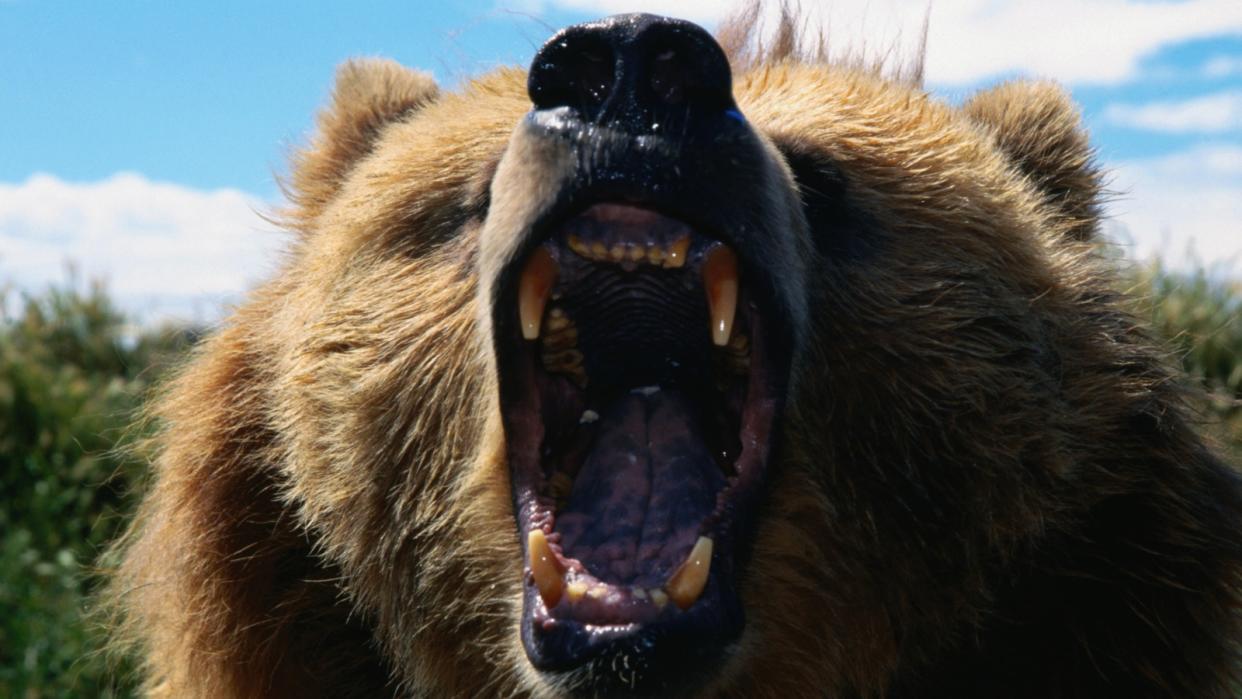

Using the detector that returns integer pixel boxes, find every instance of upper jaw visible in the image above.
[485,104,808,343]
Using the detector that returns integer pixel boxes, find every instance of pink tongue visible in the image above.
[555,389,725,587]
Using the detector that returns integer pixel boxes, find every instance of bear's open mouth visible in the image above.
[497,201,784,677]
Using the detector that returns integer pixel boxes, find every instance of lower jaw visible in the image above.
[514,384,774,680]
[516,484,749,668]
[520,542,747,697]
[509,400,778,687]
[513,398,778,676]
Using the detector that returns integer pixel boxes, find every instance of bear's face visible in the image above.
[264,11,1118,698]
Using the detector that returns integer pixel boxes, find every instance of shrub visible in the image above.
[1130,261,1242,460]
[0,279,196,698]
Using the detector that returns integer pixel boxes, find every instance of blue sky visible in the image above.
[0,1,580,195]
[1,0,1240,321]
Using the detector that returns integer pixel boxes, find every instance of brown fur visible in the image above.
[106,11,1242,698]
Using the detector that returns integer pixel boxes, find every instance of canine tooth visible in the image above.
[664,236,690,268]
[703,245,739,346]
[528,529,565,608]
[665,536,713,610]
[649,589,669,608]
[566,580,588,603]
[519,248,557,341]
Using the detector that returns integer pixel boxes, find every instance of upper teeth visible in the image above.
[538,306,587,387]
[517,240,740,351]
[567,234,692,269]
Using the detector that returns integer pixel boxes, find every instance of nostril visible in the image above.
[528,34,616,117]
[577,48,614,106]
[649,48,686,105]
[640,25,733,113]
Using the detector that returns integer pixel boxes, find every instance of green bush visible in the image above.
[0,279,196,698]
[1130,261,1242,459]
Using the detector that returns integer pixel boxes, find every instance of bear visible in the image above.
[105,9,1242,698]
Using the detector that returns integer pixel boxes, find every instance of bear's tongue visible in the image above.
[554,389,724,588]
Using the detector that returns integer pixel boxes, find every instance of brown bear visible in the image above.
[106,9,1242,698]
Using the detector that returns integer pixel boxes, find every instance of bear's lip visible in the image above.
[495,202,785,685]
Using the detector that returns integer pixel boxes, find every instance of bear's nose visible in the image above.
[528,13,734,131]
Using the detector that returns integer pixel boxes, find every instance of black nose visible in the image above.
[528,13,734,131]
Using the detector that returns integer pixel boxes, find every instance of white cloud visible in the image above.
[1104,144,1242,271]
[522,0,1242,86]
[1105,90,1242,133]
[1,148,1235,333]
[0,173,286,324]
[1203,55,1242,79]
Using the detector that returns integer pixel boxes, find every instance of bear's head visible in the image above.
[112,11,1241,699]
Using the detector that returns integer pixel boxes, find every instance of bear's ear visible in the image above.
[288,58,439,220]
[962,81,1103,241]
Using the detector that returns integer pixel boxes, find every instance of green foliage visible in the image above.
[0,280,197,698]
[1130,261,1242,459]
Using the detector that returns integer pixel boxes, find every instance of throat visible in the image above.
[554,389,726,588]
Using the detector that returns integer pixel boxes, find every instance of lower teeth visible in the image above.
[528,529,717,613]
